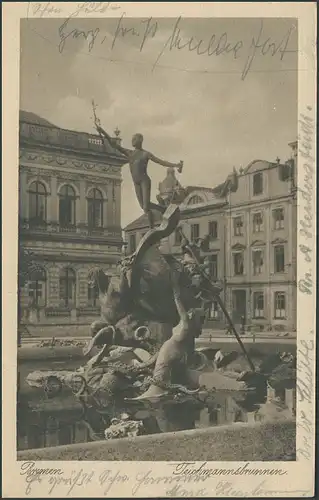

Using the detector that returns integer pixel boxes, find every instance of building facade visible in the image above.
[124,143,297,332]
[19,111,126,337]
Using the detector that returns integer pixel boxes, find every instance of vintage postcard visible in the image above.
[2,1,316,497]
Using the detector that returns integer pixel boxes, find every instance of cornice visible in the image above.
[231,243,246,251]
[251,240,266,247]
[271,237,288,245]
[19,149,123,179]
[19,138,127,165]
[20,164,122,185]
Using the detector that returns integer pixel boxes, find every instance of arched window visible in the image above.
[88,283,99,307]
[28,267,47,307]
[59,185,76,227]
[28,181,47,224]
[59,268,76,308]
[87,188,103,229]
[187,195,204,205]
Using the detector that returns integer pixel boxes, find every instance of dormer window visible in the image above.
[188,195,204,205]
[253,172,263,196]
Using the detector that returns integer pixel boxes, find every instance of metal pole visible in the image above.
[177,226,255,372]
[214,294,255,372]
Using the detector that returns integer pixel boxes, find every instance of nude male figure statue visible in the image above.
[95,122,183,228]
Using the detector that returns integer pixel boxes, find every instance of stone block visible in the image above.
[17,420,296,461]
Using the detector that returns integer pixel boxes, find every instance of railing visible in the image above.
[76,307,100,317]
[45,307,71,318]
[20,122,105,153]
[19,220,122,239]
[19,121,127,159]
[58,225,77,233]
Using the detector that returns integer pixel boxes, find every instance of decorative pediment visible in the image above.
[271,237,287,245]
[231,243,246,251]
[251,240,266,247]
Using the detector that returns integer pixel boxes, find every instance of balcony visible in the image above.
[58,225,77,234]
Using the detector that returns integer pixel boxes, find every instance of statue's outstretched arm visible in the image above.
[95,124,131,159]
[148,152,183,171]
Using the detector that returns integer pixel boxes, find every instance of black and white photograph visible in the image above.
[2,2,316,498]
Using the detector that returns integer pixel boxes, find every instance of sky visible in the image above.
[20,17,298,226]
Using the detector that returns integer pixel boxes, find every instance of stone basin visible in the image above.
[17,420,296,461]
[17,342,296,452]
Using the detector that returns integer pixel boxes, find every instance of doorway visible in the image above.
[232,290,247,324]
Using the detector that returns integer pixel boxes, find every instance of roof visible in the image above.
[184,186,216,195]
[124,184,224,231]
[124,210,162,231]
[19,110,57,128]
[212,181,226,195]
[19,109,126,158]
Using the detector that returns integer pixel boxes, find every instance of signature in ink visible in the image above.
[28,2,62,18]
[58,19,100,53]
[296,338,314,404]
[58,2,121,53]
[241,19,297,79]
[111,16,296,79]
[149,16,243,70]
[56,14,296,80]
[297,410,312,460]
[110,14,158,51]
[216,480,310,497]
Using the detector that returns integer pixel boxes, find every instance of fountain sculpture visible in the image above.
[23,204,295,442]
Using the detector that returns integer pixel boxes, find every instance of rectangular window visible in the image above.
[233,252,244,275]
[129,234,136,253]
[252,249,264,275]
[233,216,243,236]
[59,282,75,305]
[253,172,263,195]
[273,208,285,230]
[252,212,264,232]
[210,300,219,319]
[211,254,218,279]
[274,245,285,273]
[28,281,45,307]
[274,292,286,318]
[253,292,264,318]
[190,223,200,242]
[208,221,218,239]
[88,201,102,229]
[59,198,75,227]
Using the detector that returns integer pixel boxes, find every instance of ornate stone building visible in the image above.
[224,144,297,332]
[19,110,126,337]
[124,142,297,332]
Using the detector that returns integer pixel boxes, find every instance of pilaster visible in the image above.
[77,180,87,226]
[48,176,58,223]
[19,170,28,219]
[47,265,60,308]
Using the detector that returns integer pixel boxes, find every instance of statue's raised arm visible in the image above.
[95,123,131,159]
[92,99,131,159]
